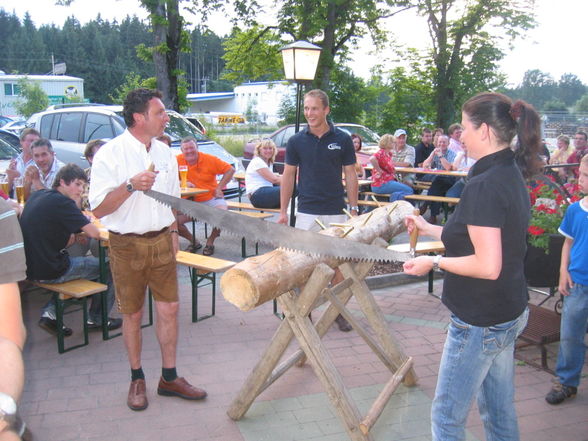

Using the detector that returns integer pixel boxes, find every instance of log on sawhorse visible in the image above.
[226,261,418,441]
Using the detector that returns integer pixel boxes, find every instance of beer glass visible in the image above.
[0,176,9,196]
[14,177,25,204]
[179,165,188,189]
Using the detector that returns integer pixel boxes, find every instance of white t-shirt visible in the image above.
[89,129,179,234]
[245,156,274,196]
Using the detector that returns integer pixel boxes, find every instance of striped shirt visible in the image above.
[0,199,26,283]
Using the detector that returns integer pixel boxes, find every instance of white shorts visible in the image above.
[295,212,348,232]
[201,198,227,209]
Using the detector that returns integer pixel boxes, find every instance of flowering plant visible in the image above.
[527,179,583,252]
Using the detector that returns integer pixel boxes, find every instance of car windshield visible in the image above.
[0,138,19,159]
[112,110,206,143]
[337,125,380,144]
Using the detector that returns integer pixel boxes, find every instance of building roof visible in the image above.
[186,92,235,102]
[0,74,83,82]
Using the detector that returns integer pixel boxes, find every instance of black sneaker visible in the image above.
[545,382,577,405]
[38,317,73,337]
[86,318,122,331]
[87,317,123,331]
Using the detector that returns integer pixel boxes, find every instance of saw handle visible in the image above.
[409,208,420,253]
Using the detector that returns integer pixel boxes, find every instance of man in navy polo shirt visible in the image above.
[279,89,359,331]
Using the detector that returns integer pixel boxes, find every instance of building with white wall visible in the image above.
[0,74,84,117]
[186,81,295,126]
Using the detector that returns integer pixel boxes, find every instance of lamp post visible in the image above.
[280,40,321,226]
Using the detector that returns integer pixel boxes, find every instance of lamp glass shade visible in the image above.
[281,43,321,81]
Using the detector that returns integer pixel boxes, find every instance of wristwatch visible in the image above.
[348,205,359,212]
[126,179,135,193]
[0,392,25,437]
[432,255,442,271]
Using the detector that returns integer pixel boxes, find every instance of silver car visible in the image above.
[28,104,243,195]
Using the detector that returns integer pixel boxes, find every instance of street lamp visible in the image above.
[280,40,321,226]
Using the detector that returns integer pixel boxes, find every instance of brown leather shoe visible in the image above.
[157,377,207,400]
[127,379,148,411]
[335,314,352,332]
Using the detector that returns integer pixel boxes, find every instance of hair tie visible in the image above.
[510,102,523,121]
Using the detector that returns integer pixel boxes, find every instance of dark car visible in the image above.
[243,123,380,172]
[0,136,20,176]
[0,129,20,151]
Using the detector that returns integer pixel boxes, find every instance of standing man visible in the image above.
[89,88,207,412]
[176,136,235,255]
[278,89,358,332]
[23,139,64,199]
[5,128,40,195]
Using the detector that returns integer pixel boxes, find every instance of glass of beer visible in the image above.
[179,165,188,189]
[0,176,9,196]
[14,177,25,204]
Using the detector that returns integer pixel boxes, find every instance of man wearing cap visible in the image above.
[392,129,416,186]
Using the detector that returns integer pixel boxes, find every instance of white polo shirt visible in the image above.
[89,129,180,234]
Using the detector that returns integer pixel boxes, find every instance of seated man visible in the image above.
[421,134,457,224]
[23,138,64,199]
[19,164,121,336]
[176,136,235,256]
[5,128,40,196]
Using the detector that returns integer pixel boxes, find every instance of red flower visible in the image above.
[528,225,545,236]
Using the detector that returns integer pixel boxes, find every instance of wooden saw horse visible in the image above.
[222,204,418,441]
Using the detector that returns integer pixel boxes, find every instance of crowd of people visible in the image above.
[1,87,587,441]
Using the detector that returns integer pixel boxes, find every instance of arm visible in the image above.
[422,149,437,169]
[0,283,25,402]
[278,164,297,224]
[257,167,281,185]
[214,166,235,199]
[440,156,453,171]
[558,237,574,296]
[92,170,156,218]
[343,164,358,215]
[369,155,383,174]
[404,225,502,279]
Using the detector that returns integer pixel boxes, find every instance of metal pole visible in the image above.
[289,82,302,226]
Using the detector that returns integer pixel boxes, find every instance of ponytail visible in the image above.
[462,92,541,179]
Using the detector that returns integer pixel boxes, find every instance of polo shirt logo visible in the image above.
[327,143,341,150]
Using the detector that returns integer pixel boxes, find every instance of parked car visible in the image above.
[0,129,20,151]
[28,104,244,196]
[243,123,380,172]
[0,136,20,177]
[1,119,27,136]
[0,115,14,127]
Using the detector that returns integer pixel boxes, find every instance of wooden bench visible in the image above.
[404,194,460,221]
[227,201,280,214]
[176,250,236,322]
[516,303,561,373]
[388,241,445,295]
[31,279,108,353]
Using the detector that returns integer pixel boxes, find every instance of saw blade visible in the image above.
[145,189,412,262]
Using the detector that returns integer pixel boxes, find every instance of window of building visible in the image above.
[4,83,21,96]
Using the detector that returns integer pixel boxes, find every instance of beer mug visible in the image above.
[14,177,25,204]
[0,175,9,196]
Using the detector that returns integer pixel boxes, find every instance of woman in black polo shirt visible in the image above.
[404,92,541,441]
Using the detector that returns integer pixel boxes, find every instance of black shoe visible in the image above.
[335,314,352,332]
[38,317,73,337]
[545,382,577,405]
[87,317,123,331]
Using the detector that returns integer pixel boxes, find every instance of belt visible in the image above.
[110,226,168,239]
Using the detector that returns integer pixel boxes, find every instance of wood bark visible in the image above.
[220,201,413,311]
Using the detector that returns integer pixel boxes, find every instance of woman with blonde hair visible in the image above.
[369,134,414,201]
[245,139,282,208]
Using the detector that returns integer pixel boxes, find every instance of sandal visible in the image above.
[185,242,203,253]
[202,245,214,256]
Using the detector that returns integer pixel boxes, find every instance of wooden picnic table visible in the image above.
[395,167,467,178]
[181,187,208,198]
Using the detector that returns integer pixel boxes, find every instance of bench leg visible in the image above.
[190,269,215,322]
[56,295,90,354]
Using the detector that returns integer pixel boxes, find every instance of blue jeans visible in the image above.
[39,256,115,324]
[446,178,466,199]
[432,308,529,441]
[555,282,588,387]
[371,180,413,201]
[249,186,280,209]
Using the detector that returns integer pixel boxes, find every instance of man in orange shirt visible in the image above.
[176,137,235,255]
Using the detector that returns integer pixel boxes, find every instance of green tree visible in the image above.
[14,78,49,118]
[328,67,367,124]
[518,69,556,110]
[574,94,588,113]
[543,99,567,112]
[416,0,535,129]
[557,73,586,107]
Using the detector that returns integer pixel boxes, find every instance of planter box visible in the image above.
[524,234,565,288]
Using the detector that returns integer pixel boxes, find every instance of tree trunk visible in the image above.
[220,203,413,311]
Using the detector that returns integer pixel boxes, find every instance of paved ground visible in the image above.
[18,220,588,441]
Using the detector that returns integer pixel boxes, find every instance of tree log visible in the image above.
[220,201,413,311]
